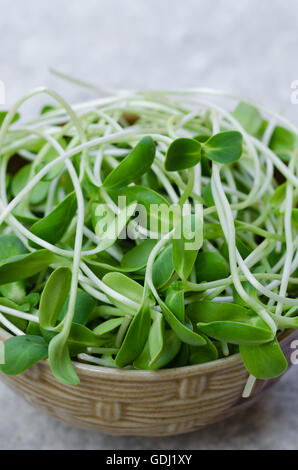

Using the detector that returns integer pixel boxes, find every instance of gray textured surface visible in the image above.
[0,0,298,450]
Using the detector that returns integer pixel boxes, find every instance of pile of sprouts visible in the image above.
[0,84,297,396]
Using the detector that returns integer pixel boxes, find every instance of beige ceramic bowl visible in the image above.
[0,327,296,436]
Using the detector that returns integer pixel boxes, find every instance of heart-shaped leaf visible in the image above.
[165,138,201,171]
[240,338,288,379]
[202,131,243,164]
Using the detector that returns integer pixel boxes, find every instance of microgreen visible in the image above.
[0,235,27,304]
[102,136,156,189]
[0,250,57,285]
[172,210,203,281]
[39,267,72,330]
[165,138,201,171]
[0,335,48,375]
[115,300,151,368]
[134,330,181,370]
[232,102,264,137]
[30,192,77,245]
[202,131,243,164]
[240,338,288,379]
[195,251,230,282]
[0,86,297,394]
[152,244,174,289]
[12,164,50,205]
[269,126,297,162]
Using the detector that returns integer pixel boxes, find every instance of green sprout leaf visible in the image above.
[93,318,123,336]
[115,300,151,368]
[187,301,274,344]
[152,244,174,289]
[0,335,48,375]
[202,131,243,164]
[165,138,201,171]
[39,267,72,330]
[240,338,288,379]
[12,164,50,205]
[121,239,157,271]
[173,209,203,281]
[269,126,297,162]
[0,235,27,303]
[30,192,77,246]
[48,332,80,385]
[158,298,206,347]
[134,330,181,370]
[232,102,264,137]
[103,137,156,189]
[0,250,56,285]
[189,335,219,365]
[195,251,230,282]
[165,284,185,323]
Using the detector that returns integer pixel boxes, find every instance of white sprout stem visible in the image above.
[0,128,141,228]
[0,313,25,336]
[242,375,257,398]
[61,159,85,335]
[275,158,296,319]
[80,262,139,311]
[78,353,117,368]
[145,231,175,302]
[211,164,276,333]
[0,306,39,323]
[115,315,132,348]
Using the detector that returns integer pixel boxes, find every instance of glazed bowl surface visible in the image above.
[0,327,296,436]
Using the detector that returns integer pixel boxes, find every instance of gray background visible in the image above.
[0,0,298,450]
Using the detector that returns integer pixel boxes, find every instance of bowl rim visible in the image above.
[0,327,295,382]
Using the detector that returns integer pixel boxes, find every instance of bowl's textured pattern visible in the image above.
[0,328,296,436]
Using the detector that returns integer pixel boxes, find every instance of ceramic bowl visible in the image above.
[0,327,296,436]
